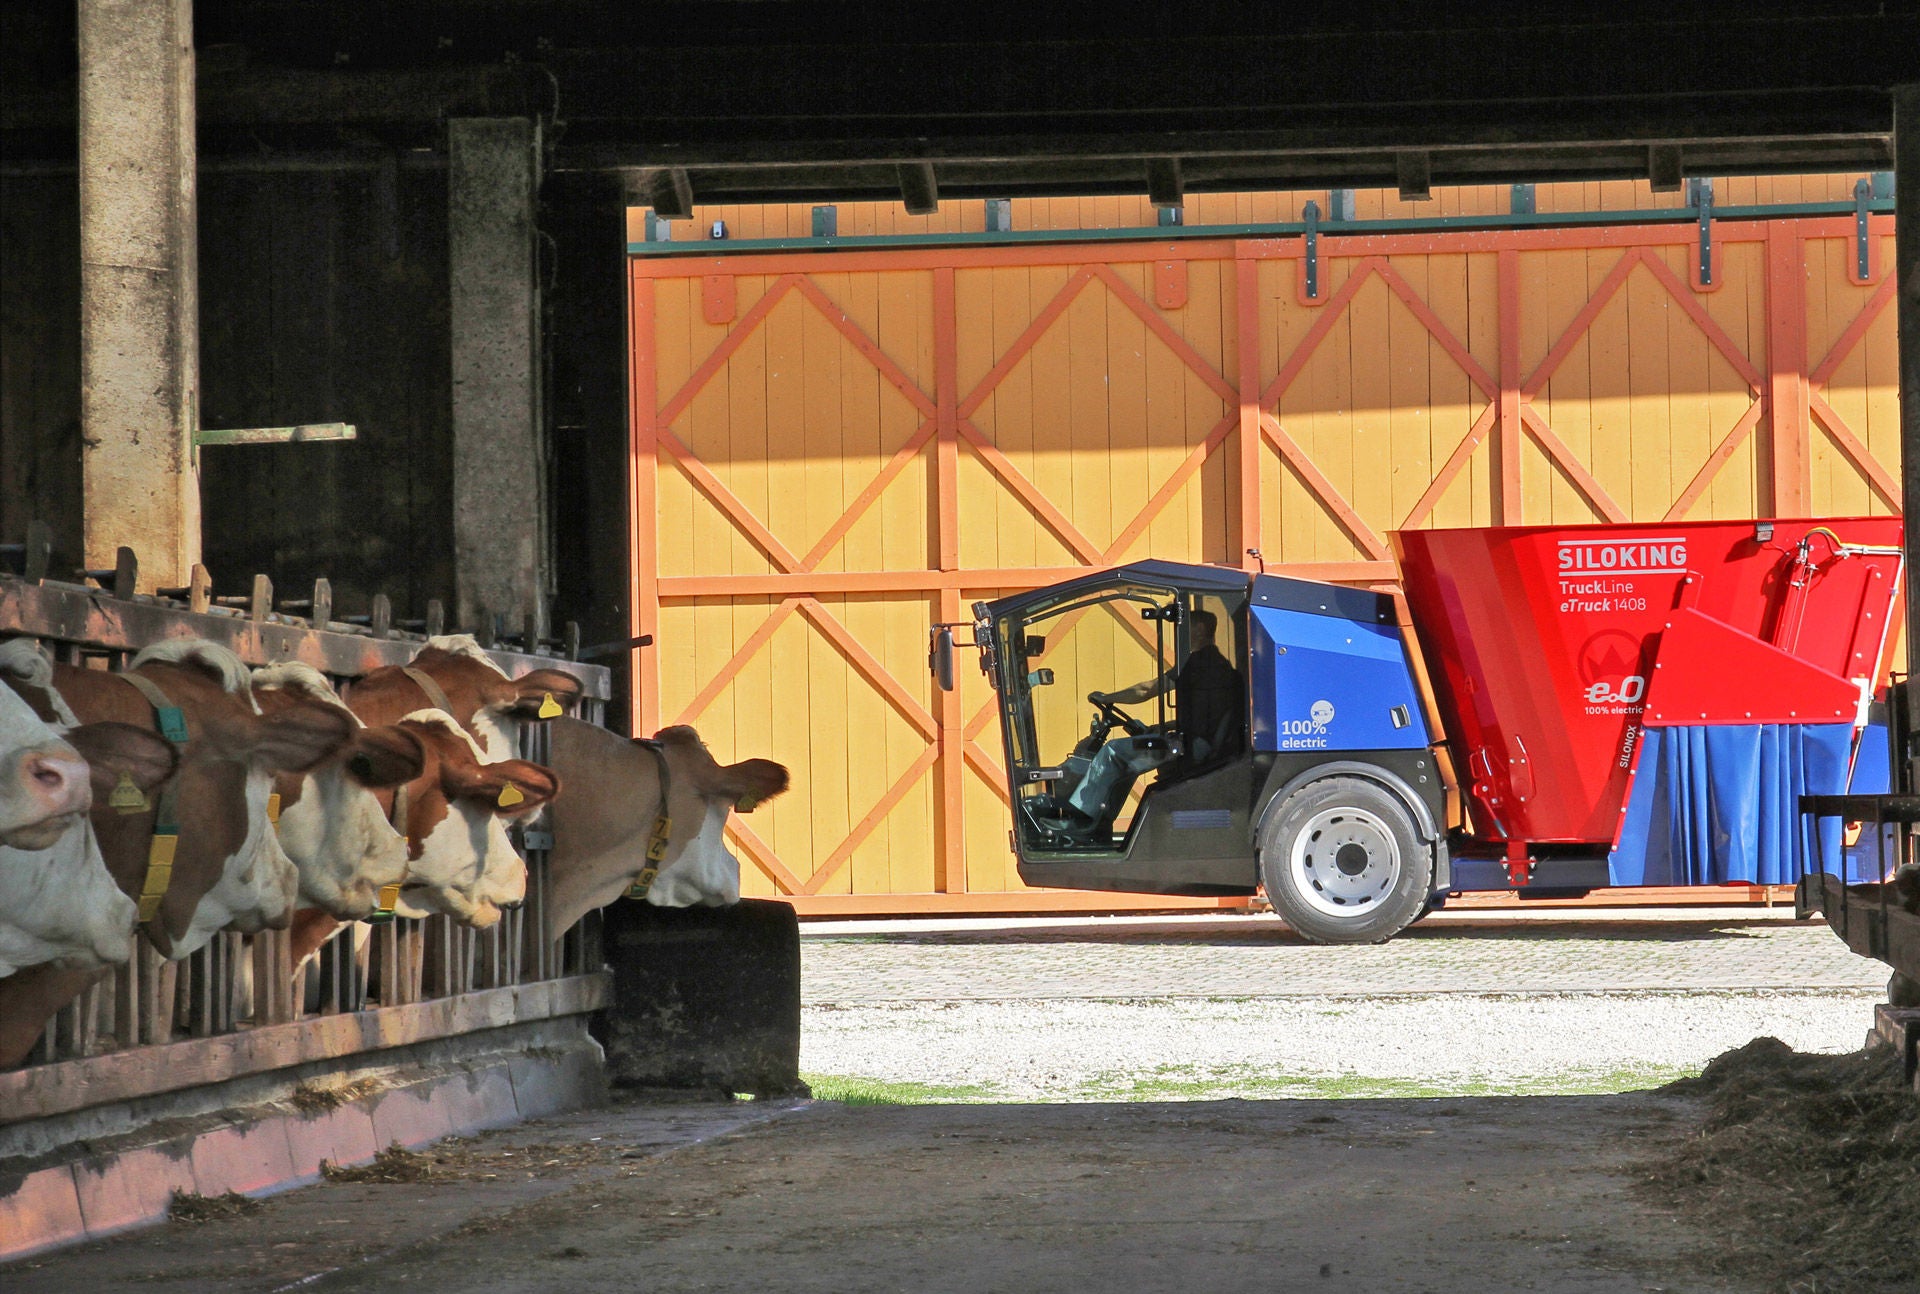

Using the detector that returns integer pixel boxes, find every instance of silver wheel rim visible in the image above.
[1287,805,1402,920]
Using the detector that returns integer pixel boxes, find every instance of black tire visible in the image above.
[1258,776,1434,945]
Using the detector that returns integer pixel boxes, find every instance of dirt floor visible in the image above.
[10,1089,1760,1294]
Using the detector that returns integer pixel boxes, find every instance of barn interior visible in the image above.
[1,2,1918,1288]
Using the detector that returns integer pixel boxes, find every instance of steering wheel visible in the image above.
[1088,692,1149,738]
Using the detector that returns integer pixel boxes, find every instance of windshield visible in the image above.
[1000,581,1176,771]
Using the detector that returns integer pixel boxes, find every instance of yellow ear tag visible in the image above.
[537,692,563,720]
[496,781,525,809]
[266,792,282,825]
[109,771,149,814]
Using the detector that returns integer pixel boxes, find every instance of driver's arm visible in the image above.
[1093,671,1173,705]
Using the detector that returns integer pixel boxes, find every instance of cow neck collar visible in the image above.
[118,671,188,924]
[626,739,674,901]
[366,779,412,924]
[401,666,455,718]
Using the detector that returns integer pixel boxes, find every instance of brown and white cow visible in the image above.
[349,635,583,764]
[0,662,92,850]
[0,640,354,1065]
[543,718,789,934]
[284,710,560,963]
[3,640,354,956]
[0,642,177,975]
[251,663,425,921]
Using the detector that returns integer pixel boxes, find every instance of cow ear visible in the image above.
[235,698,357,774]
[343,725,427,789]
[442,757,560,818]
[65,721,179,797]
[498,669,583,720]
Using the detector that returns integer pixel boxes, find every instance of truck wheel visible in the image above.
[1259,776,1434,945]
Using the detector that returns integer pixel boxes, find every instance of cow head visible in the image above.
[644,726,789,907]
[380,711,559,927]
[0,667,92,850]
[345,635,583,762]
[542,717,789,932]
[252,663,426,921]
[0,717,175,976]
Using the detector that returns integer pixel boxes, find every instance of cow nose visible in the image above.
[498,897,526,911]
[25,751,91,815]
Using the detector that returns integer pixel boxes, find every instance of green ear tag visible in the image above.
[109,771,149,814]
[156,706,189,744]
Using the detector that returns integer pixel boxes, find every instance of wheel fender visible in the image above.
[1252,761,1448,888]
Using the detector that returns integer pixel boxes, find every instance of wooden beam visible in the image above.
[193,423,356,446]
[1765,223,1811,515]
[1647,143,1684,193]
[1146,157,1184,209]
[897,161,939,215]
[648,167,694,219]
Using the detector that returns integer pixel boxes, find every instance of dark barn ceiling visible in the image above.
[3,2,1918,200]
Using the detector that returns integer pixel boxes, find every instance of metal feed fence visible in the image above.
[0,546,611,1075]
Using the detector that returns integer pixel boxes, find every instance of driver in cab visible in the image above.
[1063,608,1243,826]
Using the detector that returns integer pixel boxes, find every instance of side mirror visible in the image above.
[931,627,957,692]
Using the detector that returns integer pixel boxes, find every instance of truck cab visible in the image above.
[957,559,1449,942]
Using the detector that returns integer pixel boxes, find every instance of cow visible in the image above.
[251,663,426,921]
[542,717,789,934]
[0,641,177,975]
[0,639,356,1066]
[0,663,91,850]
[283,709,560,964]
[348,635,584,763]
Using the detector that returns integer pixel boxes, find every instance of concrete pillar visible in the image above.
[1898,84,1920,658]
[449,118,546,636]
[77,0,200,589]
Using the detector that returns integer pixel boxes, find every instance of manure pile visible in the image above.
[1645,1036,1918,1293]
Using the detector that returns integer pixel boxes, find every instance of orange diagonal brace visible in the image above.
[1810,273,1897,389]
[795,277,939,420]
[657,274,803,427]
[1103,410,1236,563]
[1521,249,1641,399]
[957,421,1105,564]
[1400,401,1498,530]
[1089,263,1237,404]
[1373,260,1498,397]
[657,428,805,572]
[798,599,939,739]
[1518,406,1629,522]
[1261,257,1382,407]
[799,417,938,571]
[964,740,1011,806]
[1635,251,1764,393]
[801,744,942,895]
[725,817,807,895]
[671,597,804,726]
[1663,400,1765,521]
[958,266,1099,419]
[1809,392,1900,506]
[1259,413,1392,560]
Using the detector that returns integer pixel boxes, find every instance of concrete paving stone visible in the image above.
[189,1117,298,1198]
[0,1164,84,1262]
[70,1142,197,1240]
